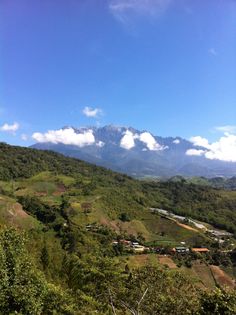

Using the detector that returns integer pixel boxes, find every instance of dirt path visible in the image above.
[210,265,235,289]
[166,216,199,232]
[176,221,199,232]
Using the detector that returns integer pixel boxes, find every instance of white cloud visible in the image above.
[120,130,166,151]
[190,136,211,149]
[204,134,236,162]
[186,149,206,156]
[215,125,236,134]
[120,130,137,149]
[21,134,28,141]
[173,139,180,144]
[208,48,217,56]
[96,141,105,148]
[82,106,102,118]
[187,133,236,162]
[0,122,19,133]
[109,0,172,24]
[32,128,95,147]
[139,132,165,151]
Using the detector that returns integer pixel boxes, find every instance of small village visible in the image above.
[85,206,236,290]
[112,238,211,255]
[110,208,235,258]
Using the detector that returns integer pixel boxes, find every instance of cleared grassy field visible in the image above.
[11,172,211,246]
[120,254,159,269]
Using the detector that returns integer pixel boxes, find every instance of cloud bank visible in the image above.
[83,106,102,118]
[32,128,95,147]
[186,133,236,162]
[0,122,19,133]
[120,130,166,151]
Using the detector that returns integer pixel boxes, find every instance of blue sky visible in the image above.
[0,0,236,148]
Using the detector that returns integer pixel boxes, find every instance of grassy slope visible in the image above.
[0,170,206,246]
[1,143,236,289]
[0,143,209,244]
[1,142,236,233]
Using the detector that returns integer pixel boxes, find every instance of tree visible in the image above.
[0,228,78,315]
[114,266,200,315]
[0,228,47,314]
[60,195,70,219]
[41,243,50,270]
[63,253,125,309]
[199,288,236,315]
[119,212,131,222]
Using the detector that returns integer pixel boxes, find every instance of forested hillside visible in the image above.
[1,142,236,234]
[1,142,236,314]
[168,175,236,191]
[143,180,236,235]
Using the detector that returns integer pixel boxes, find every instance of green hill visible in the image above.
[1,142,236,314]
[0,143,208,245]
[1,142,236,233]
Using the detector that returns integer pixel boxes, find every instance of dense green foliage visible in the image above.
[168,175,236,190]
[0,229,78,314]
[199,288,236,314]
[2,229,236,315]
[113,265,200,314]
[0,142,119,181]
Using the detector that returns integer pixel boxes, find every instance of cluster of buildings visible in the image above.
[172,247,209,254]
[112,239,211,255]
[112,239,148,253]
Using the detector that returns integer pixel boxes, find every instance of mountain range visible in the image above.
[32,125,236,178]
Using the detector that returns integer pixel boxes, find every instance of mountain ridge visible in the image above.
[31,125,236,178]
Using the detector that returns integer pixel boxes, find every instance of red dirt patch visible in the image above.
[35,192,47,196]
[7,203,28,219]
[210,265,235,289]
[53,184,66,196]
[176,222,199,232]
[98,219,121,233]
[158,255,177,269]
